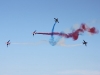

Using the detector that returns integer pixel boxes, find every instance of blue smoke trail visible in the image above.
[51,22,56,39]
[49,22,63,46]
[49,23,56,46]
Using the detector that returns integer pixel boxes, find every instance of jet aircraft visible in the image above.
[83,40,87,46]
[54,18,59,23]
[6,40,10,47]
[33,30,36,36]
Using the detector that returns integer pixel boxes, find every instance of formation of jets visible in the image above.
[6,18,88,47]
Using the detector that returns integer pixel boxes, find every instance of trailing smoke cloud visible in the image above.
[56,37,82,47]
[49,22,57,46]
[36,23,98,44]
[11,40,49,45]
[10,39,83,47]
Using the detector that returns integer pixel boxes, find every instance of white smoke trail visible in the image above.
[60,43,82,47]
[57,37,82,47]
[11,39,82,47]
[11,40,49,45]
[72,24,80,30]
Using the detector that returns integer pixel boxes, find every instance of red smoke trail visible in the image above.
[81,23,98,34]
[36,24,98,40]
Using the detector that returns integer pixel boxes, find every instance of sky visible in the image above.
[0,0,100,75]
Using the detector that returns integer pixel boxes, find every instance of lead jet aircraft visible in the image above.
[83,40,87,46]
[6,40,10,47]
[54,18,59,23]
[33,30,36,36]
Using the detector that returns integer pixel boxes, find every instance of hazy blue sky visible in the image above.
[0,0,100,75]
